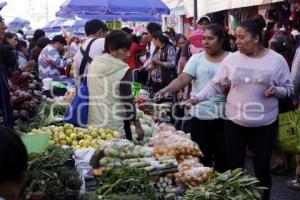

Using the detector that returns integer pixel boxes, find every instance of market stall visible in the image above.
[19,104,266,200]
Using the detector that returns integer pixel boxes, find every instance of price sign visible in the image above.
[167,15,179,27]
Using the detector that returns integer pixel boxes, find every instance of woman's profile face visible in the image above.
[177,37,186,50]
[153,38,160,48]
[235,26,258,55]
[7,35,18,49]
[111,48,130,62]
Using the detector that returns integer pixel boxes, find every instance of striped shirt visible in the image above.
[38,44,71,79]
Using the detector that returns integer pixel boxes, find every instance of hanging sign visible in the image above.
[167,15,179,27]
[106,21,122,30]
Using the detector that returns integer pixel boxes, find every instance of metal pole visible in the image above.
[193,0,198,29]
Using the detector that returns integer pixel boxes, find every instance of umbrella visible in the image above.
[42,18,88,32]
[57,11,161,22]
[59,0,170,15]
[8,17,30,28]
[0,1,7,11]
[42,18,70,32]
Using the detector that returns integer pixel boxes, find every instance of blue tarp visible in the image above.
[59,0,170,15]
[57,12,161,22]
[0,1,7,11]
[42,18,88,32]
[8,17,30,28]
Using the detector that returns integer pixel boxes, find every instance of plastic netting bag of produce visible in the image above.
[99,139,154,166]
[149,124,202,161]
[175,157,212,187]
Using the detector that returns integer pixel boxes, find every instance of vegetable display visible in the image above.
[181,168,266,200]
[94,166,159,200]
[11,71,43,122]
[24,146,81,200]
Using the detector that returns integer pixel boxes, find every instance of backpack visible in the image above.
[64,38,97,127]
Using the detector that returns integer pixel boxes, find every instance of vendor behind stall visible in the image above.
[87,30,144,140]
[38,35,72,79]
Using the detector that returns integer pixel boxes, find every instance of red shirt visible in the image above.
[127,42,140,70]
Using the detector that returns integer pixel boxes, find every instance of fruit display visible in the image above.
[10,71,43,122]
[174,158,212,187]
[91,167,109,177]
[149,124,203,162]
[28,124,121,150]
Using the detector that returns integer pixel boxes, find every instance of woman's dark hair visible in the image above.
[36,37,51,49]
[131,34,140,44]
[0,127,28,184]
[152,31,170,46]
[229,34,236,41]
[146,22,162,35]
[32,29,45,41]
[17,40,27,51]
[269,36,287,53]
[175,33,186,43]
[253,14,266,29]
[4,32,17,41]
[239,18,265,44]
[104,30,132,53]
[205,24,231,51]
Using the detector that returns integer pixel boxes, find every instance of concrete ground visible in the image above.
[245,159,300,200]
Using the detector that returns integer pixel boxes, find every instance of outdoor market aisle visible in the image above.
[244,159,300,200]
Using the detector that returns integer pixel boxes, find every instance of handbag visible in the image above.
[64,38,97,127]
[276,109,300,153]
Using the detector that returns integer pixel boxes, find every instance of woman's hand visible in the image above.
[154,88,168,100]
[134,120,144,140]
[181,97,198,109]
[265,86,277,97]
[151,57,159,64]
[149,64,156,71]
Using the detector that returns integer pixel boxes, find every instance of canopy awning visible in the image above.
[0,1,7,11]
[184,0,284,18]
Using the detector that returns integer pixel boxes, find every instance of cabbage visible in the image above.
[141,124,154,136]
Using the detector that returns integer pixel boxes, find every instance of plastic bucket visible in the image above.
[21,133,50,154]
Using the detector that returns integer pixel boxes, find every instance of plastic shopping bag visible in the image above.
[276,110,300,153]
[64,79,89,127]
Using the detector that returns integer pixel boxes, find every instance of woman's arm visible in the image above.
[162,73,193,93]
[119,69,144,139]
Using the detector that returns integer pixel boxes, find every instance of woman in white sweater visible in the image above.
[184,19,293,200]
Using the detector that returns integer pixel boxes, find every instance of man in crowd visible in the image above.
[38,35,72,79]
[0,15,14,128]
[73,19,108,88]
